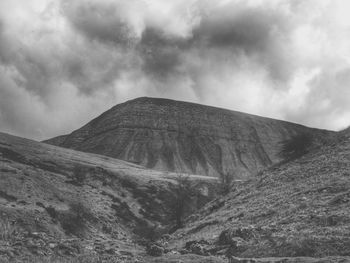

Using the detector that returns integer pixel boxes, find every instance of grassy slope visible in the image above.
[0,132,216,261]
[168,131,350,258]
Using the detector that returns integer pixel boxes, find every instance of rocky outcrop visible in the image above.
[45,97,334,178]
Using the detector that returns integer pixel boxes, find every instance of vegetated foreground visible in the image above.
[0,132,216,262]
[1,130,350,262]
[0,122,349,262]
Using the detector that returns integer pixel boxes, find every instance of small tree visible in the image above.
[67,165,88,186]
[219,172,234,195]
[170,174,195,229]
[60,201,95,237]
[278,133,313,161]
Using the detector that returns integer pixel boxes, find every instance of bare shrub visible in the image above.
[170,174,196,229]
[278,133,313,161]
[59,202,95,237]
[72,166,87,186]
[219,172,234,195]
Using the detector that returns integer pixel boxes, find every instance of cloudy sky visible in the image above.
[0,0,350,140]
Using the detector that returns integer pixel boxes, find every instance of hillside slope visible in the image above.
[165,129,350,259]
[45,97,334,178]
[0,132,216,261]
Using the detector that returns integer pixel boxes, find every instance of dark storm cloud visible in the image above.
[194,6,281,49]
[61,0,189,81]
[138,27,188,79]
[0,0,136,139]
[60,42,132,95]
[61,0,139,46]
[61,0,294,83]
[0,0,349,140]
[147,2,293,83]
[191,3,293,82]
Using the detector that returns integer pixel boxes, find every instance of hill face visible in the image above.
[0,132,216,261]
[165,129,350,260]
[45,97,334,178]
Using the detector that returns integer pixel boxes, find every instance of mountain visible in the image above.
[44,97,334,178]
[162,128,350,261]
[0,132,216,261]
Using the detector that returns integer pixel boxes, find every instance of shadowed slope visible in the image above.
[166,129,350,259]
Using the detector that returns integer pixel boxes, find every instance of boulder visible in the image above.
[146,244,164,257]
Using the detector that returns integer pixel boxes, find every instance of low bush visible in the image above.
[59,202,95,237]
[278,133,313,161]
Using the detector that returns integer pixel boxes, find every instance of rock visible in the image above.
[218,228,253,245]
[146,244,164,257]
[48,242,57,249]
[189,243,208,256]
[84,245,94,251]
[161,234,171,240]
[225,238,248,258]
[167,250,180,255]
[185,239,209,249]
[179,249,189,255]
[28,232,40,239]
[184,240,210,256]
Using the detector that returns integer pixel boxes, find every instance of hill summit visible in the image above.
[45,97,333,178]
